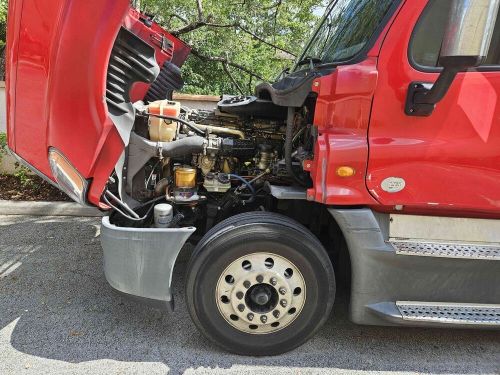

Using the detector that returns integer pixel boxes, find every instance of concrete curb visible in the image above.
[0,200,104,217]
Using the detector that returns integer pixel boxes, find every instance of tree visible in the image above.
[0,0,6,48]
[139,0,327,95]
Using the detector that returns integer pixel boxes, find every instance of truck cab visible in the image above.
[6,0,500,356]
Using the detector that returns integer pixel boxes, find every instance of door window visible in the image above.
[410,0,500,69]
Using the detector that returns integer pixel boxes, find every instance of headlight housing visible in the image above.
[48,148,89,205]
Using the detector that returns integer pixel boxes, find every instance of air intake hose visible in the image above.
[159,136,206,158]
[129,132,206,160]
[127,133,206,191]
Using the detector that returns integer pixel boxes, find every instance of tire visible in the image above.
[185,211,336,356]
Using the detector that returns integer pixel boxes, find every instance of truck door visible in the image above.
[367,0,500,215]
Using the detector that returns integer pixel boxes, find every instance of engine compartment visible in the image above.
[105,94,317,232]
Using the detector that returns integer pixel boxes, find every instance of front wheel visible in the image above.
[185,212,336,356]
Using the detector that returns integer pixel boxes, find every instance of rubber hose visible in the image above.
[146,113,205,135]
[229,174,256,195]
[159,136,206,158]
[285,107,307,187]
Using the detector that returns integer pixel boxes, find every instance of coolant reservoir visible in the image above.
[148,100,181,142]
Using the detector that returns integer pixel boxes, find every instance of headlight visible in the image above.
[48,148,89,205]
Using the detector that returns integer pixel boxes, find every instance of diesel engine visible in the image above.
[105,95,315,231]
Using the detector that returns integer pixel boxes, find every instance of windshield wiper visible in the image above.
[296,56,323,70]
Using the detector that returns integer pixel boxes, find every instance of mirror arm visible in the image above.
[413,66,461,105]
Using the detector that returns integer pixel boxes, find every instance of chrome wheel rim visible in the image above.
[215,252,306,334]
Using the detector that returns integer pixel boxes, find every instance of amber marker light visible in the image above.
[336,166,356,177]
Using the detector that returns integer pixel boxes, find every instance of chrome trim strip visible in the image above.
[389,214,500,244]
[396,301,500,326]
[391,240,500,260]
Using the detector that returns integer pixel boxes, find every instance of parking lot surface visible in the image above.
[0,215,499,374]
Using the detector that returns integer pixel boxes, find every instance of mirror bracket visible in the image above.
[405,0,500,117]
[405,82,436,117]
[405,66,462,117]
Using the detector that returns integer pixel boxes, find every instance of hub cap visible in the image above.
[215,252,306,334]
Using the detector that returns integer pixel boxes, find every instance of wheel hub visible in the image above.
[246,283,278,313]
[216,252,306,334]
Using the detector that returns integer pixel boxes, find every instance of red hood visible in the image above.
[6,0,190,207]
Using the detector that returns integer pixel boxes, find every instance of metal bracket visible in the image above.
[405,82,435,117]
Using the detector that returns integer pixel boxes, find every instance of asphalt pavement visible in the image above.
[0,215,499,375]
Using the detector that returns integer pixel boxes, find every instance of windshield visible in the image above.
[297,0,396,67]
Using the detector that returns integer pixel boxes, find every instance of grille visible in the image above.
[106,27,159,117]
[144,61,183,103]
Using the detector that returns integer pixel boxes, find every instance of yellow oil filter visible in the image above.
[175,167,197,188]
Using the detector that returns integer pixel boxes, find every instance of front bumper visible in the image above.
[101,216,195,311]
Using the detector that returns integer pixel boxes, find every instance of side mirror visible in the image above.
[406,0,500,116]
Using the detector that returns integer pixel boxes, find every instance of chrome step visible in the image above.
[390,240,500,260]
[396,302,500,326]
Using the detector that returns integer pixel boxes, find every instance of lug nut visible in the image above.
[260,315,268,323]
[236,291,244,299]
[238,304,245,312]
[243,280,251,289]
[270,277,277,286]
[273,310,280,318]
[279,287,286,295]
[247,313,254,321]
[256,275,264,283]
[280,299,287,308]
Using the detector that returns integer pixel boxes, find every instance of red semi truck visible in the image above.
[5,0,500,355]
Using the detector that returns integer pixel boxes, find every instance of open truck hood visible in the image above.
[6,0,190,207]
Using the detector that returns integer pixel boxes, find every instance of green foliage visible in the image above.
[0,132,7,164]
[0,132,33,185]
[0,0,326,91]
[14,164,34,187]
[0,0,6,49]
[140,0,327,95]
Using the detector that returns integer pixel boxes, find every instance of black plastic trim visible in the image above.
[144,61,184,103]
[106,27,159,117]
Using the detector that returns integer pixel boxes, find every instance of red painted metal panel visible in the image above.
[5,0,23,151]
[368,0,500,216]
[6,1,190,206]
[306,58,380,205]
[8,0,129,199]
